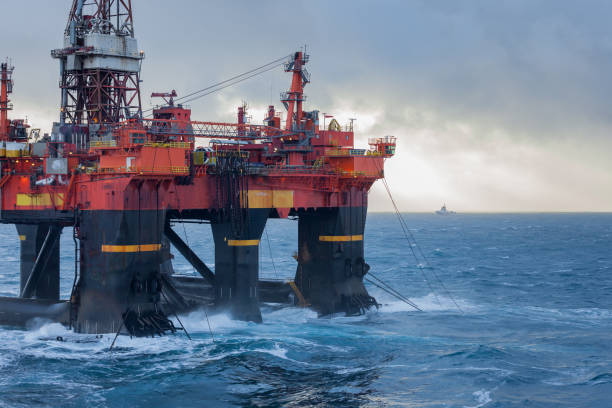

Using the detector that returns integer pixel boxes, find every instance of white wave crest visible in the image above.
[177,309,248,334]
[253,343,289,360]
[464,389,493,408]
[380,292,473,313]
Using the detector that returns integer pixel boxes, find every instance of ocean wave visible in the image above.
[179,309,250,334]
[252,343,289,360]
[226,382,274,395]
[588,372,612,385]
[434,366,513,378]
[465,345,510,360]
[544,370,612,387]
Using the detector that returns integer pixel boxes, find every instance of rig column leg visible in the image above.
[211,209,268,323]
[16,224,60,300]
[295,203,377,316]
[75,209,172,335]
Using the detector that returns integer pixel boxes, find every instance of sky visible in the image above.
[1,0,611,212]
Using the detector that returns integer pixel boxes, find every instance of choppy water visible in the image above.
[0,213,611,407]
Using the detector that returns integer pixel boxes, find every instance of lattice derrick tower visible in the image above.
[52,0,143,126]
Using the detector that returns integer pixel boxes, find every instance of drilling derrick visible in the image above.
[52,0,143,126]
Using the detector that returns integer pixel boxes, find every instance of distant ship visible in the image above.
[435,204,456,215]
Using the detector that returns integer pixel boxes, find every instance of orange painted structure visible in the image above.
[0,52,394,218]
[0,1,396,335]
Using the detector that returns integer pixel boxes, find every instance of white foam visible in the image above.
[12,319,199,361]
[173,306,318,342]
[335,367,367,375]
[197,342,303,367]
[379,292,473,313]
[253,343,289,360]
[463,389,493,408]
[0,305,330,362]
[24,320,72,342]
[177,309,249,334]
[316,312,370,324]
[261,305,318,324]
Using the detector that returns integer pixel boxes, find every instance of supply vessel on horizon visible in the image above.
[0,0,396,337]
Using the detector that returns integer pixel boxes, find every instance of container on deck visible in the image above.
[31,142,47,157]
[5,142,28,158]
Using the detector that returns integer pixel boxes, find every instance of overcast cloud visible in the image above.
[2,1,611,211]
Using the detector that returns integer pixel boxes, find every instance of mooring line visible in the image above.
[364,277,422,312]
[160,290,192,341]
[264,229,280,279]
[367,272,422,311]
[204,309,215,343]
[109,310,127,352]
[379,175,464,314]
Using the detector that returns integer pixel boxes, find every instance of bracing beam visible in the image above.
[20,225,62,299]
[164,222,216,285]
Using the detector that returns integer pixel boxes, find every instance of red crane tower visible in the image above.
[0,62,14,140]
[281,51,310,132]
[1,62,29,142]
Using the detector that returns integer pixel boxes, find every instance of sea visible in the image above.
[0,213,610,407]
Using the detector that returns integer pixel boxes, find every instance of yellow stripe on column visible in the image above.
[101,244,161,253]
[227,239,260,246]
[319,235,363,242]
[19,235,26,241]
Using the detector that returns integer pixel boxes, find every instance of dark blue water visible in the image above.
[0,213,611,407]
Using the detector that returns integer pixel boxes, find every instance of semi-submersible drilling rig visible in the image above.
[0,1,396,336]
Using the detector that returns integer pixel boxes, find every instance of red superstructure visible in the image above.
[2,51,393,216]
[0,1,396,335]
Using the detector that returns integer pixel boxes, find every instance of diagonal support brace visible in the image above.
[21,225,62,299]
[164,222,216,285]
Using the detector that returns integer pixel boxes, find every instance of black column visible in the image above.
[16,224,60,300]
[211,208,268,323]
[75,209,173,335]
[295,206,377,316]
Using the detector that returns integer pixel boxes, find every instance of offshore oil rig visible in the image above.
[0,1,395,336]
